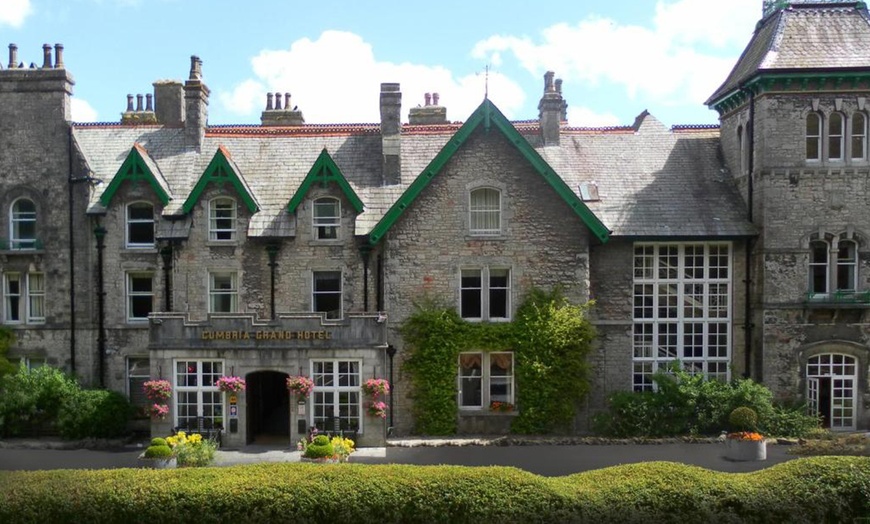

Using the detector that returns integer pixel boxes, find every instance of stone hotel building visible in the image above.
[1,1,869,445]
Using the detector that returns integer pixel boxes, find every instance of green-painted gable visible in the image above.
[287,149,364,214]
[182,147,259,214]
[99,145,171,207]
[367,99,610,245]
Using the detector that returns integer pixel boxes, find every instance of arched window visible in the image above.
[807,354,857,430]
[313,197,340,240]
[836,239,858,292]
[209,198,236,241]
[828,112,845,161]
[10,198,37,250]
[851,112,867,160]
[809,240,829,295]
[469,187,501,235]
[126,202,155,248]
[806,113,821,161]
[808,235,860,298]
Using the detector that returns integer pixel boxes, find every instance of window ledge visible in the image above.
[805,291,870,308]
[0,249,45,256]
[466,234,506,241]
[123,247,158,254]
[459,409,518,417]
[207,241,238,248]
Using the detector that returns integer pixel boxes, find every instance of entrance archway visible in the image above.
[807,353,858,430]
[246,371,290,445]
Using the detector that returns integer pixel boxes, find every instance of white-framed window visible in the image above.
[311,359,361,432]
[313,197,340,240]
[209,272,238,313]
[460,267,510,321]
[126,272,154,322]
[851,112,867,160]
[175,360,224,430]
[807,353,857,430]
[3,272,45,324]
[127,357,150,415]
[9,198,37,250]
[458,352,514,409]
[21,357,46,370]
[209,198,236,241]
[313,271,342,320]
[806,112,822,161]
[809,235,858,297]
[469,187,501,235]
[126,202,155,248]
[632,243,731,391]
[828,111,845,161]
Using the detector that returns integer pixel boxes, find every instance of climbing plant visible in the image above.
[0,328,17,379]
[401,290,594,435]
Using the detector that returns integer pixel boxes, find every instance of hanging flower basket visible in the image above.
[149,403,169,420]
[215,376,246,393]
[362,378,390,398]
[287,375,315,398]
[143,379,172,401]
[367,400,387,419]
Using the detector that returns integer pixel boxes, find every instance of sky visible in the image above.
[1,0,763,127]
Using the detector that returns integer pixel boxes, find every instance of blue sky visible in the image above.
[2,0,761,127]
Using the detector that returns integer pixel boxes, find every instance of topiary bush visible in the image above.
[143,444,173,459]
[729,406,758,432]
[303,435,335,459]
[56,389,132,439]
[150,438,167,447]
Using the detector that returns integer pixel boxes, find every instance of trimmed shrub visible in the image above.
[150,437,167,447]
[56,389,132,439]
[142,444,173,459]
[729,407,758,432]
[304,435,335,459]
[0,458,867,523]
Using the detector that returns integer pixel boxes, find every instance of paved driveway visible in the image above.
[0,441,797,475]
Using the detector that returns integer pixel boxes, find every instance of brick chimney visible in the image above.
[537,71,563,146]
[409,92,447,125]
[184,55,209,150]
[261,92,305,126]
[153,80,184,126]
[380,83,401,186]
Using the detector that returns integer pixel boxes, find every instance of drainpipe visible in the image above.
[386,344,396,432]
[94,226,107,388]
[266,244,279,320]
[376,254,384,311]
[160,245,173,311]
[360,246,371,311]
[742,85,756,380]
[67,128,76,374]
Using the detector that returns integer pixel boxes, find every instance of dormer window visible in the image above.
[469,187,501,236]
[10,198,37,250]
[313,197,340,240]
[126,202,155,248]
[209,198,236,241]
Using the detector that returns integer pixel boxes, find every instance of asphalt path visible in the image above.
[0,442,797,476]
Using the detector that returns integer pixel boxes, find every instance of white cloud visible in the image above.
[472,0,758,111]
[219,30,526,124]
[71,98,99,122]
[0,0,33,27]
[567,106,621,128]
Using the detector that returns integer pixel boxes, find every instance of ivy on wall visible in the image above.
[401,289,594,435]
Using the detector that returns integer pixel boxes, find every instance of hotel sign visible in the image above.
[200,330,333,341]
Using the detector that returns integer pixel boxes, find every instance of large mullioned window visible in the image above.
[806,111,868,162]
[632,243,731,390]
[311,360,361,432]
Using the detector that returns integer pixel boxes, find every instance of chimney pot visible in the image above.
[189,55,202,80]
[266,92,274,110]
[424,93,432,106]
[146,93,153,111]
[555,79,562,94]
[42,44,52,69]
[285,93,291,110]
[136,94,144,112]
[54,44,64,68]
[126,94,134,112]
[274,92,282,110]
[433,92,440,106]
[544,71,555,93]
[8,43,17,69]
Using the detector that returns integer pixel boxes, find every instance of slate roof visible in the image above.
[72,105,755,241]
[707,2,870,105]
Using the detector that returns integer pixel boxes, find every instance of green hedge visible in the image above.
[1,457,868,523]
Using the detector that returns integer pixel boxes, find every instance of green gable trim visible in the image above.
[99,146,170,207]
[182,147,259,214]
[710,71,870,114]
[287,149,364,214]
[367,98,610,245]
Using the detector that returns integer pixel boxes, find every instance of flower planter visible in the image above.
[725,438,767,461]
[138,456,177,469]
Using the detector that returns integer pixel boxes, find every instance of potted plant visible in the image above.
[300,434,339,463]
[725,406,767,461]
[166,431,217,467]
[215,376,246,393]
[286,375,315,398]
[139,437,176,469]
